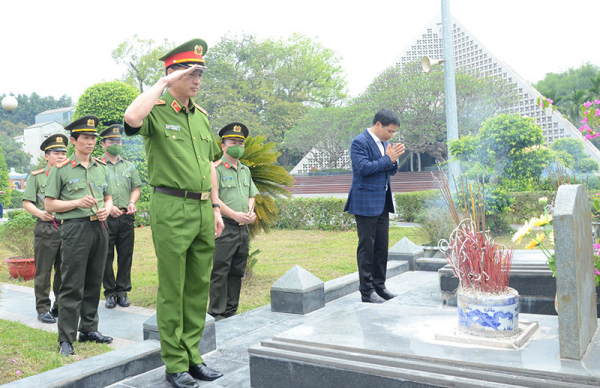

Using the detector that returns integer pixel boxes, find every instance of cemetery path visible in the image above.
[0,283,154,349]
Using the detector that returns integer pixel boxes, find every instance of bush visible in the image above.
[134,201,150,227]
[414,205,455,246]
[1,211,36,257]
[507,191,555,224]
[274,197,356,231]
[394,190,439,222]
[8,190,23,209]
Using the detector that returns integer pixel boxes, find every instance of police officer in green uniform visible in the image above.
[45,115,116,356]
[124,39,224,388]
[22,133,68,324]
[209,123,258,321]
[99,124,141,309]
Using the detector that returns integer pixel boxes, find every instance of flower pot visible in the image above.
[457,287,519,337]
[4,257,36,281]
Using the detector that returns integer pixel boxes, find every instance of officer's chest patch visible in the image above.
[165,125,180,131]
[222,176,233,181]
[68,179,82,184]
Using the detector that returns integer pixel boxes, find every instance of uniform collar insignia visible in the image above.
[224,162,230,169]
[71,159,78,168]
[171,100,181,113]
[102,157,106,163]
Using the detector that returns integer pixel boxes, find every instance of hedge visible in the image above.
[273,197,356,231]
[394,190,439,222]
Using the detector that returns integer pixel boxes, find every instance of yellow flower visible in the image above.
[533,214,553,226]
[512,218,535,244]
[526,233,545,249]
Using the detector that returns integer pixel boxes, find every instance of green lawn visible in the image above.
[0,226,522,313]
[0,319,111,385]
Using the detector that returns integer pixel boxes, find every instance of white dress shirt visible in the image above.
[367,128,385,156]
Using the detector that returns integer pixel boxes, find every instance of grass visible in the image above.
[0,319,112,385]
[1,226,525,314]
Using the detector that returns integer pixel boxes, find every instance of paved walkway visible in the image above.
[0,283,154,349]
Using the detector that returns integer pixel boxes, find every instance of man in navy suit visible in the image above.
[345,109,405,303]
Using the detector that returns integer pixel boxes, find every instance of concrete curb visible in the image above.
[324,261,408,303]
[3,340,162,388]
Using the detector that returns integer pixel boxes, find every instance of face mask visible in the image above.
[225,145,244,159]
[107,144,123,156]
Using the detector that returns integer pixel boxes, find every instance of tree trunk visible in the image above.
[410,152,414,172]
[417,152,421,172]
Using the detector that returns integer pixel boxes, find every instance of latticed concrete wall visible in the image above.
[396,17,600,163]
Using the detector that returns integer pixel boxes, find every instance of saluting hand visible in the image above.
[78,195,98,209]
[96,207,109,222]
[39,211,55,222]
[164,65,199,88]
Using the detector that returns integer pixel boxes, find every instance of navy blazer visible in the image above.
[344,129,398,217]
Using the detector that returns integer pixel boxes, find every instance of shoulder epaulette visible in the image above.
[155,99,166,105]
[56,159,70,168]
[194,103,208,117]
[214,160,223,167]
[94,157,107,165]
[31,168,45,176]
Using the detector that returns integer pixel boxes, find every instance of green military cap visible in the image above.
[64,115,100,136]
[99,124,124,139]
[218,122,249,140]
[40,133,68,152]
[160,39,208,70]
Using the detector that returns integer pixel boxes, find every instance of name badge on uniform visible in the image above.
[68,178,82,184]
[165,125,180,131]
[223,176,233,181]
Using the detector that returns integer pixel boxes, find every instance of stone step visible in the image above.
[250,335,598,388]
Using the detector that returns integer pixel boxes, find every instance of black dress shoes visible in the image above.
[59,342,75,356]
[189,363,223,381]
[165,371,199,388]
[105,295,117,309]
[361,292,386,303]
[51,304,58,317]
[117,296,130,307]
[377,289,398,300]
[79,331,113,344]
[38,311,56,324]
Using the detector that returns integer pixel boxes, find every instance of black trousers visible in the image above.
[355,197,392,297]
[58,219,108,343]
[103,214,135,297]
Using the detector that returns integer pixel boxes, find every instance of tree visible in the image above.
[350,62,517,170]
[451,114,552,188]
[534,63,600,124]
[0,93,72,125]
[550,137,599,172]
[74,81,151,201]
[0,146,12,206]
[198,33,348,165]
[0,134,31,172]
[0,120,27,138]
[285,106,364,170]
[112,35,175,93]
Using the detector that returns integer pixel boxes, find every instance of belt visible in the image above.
[154,186,210,200]
[61,215,99,223]
[223,217,245,227]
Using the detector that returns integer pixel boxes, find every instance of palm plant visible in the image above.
[564,89,590,124]
[217,134,294,236]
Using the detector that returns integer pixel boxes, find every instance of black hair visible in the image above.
[70,132,81,141]
[373,109,400,127]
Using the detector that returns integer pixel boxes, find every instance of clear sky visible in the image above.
[0,0,597,102]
